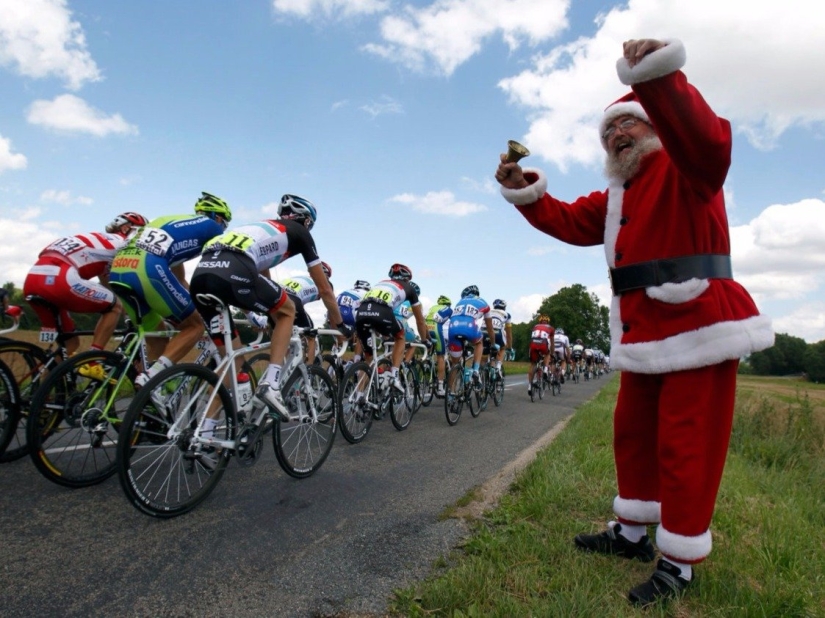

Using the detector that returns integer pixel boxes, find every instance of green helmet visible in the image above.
[195,191,232,222]
[437,295,452,306]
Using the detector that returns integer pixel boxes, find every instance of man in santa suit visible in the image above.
[495,38,774,606]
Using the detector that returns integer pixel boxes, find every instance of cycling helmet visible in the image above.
[537,314,550,324]
[388,263,412,281]
[195,192,232,223]
[461,285,479,298]
[320,262,332,278]
[353,279,371,291]
[492,298,507,310]
[410,281,420,296]
[557,328,565,335]
[105,211,148,233]
[437,295,452,306]
[279,194,317,230]
[576,338,583,344]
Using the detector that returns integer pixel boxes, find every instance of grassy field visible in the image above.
[392,374,825,617]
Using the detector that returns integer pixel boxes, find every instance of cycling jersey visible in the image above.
[337,287,367,327]
[202,219,320,271]
[280,275,319,304]
[24,230,128,331]
[425,302,451,356]
[483,307,512,347]
[355,279,420,353]
[528,324,554,363]
[109,214,224,328]
[571,344,584,359]
[447,297,490,356]
[394,300,416,343]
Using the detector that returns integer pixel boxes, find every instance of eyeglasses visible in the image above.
[602,117,639,142]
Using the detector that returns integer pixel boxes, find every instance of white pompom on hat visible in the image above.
[599,92,650,150]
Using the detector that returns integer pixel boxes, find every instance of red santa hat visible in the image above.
[599,92,650,149]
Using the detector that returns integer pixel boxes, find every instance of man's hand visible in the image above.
[495,156,529,190]
[336,322,353,340]
[245,311,269,331]
[622,39,667,67]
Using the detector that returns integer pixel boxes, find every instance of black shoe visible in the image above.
[574,523,655,562]
[628,559,692,607]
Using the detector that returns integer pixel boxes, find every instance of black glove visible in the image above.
[336,322,353,339]
[424,339,434,351]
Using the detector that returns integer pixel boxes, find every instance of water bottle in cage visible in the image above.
[236,372,253,412]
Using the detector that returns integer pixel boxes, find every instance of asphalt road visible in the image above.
[0,371,614,618]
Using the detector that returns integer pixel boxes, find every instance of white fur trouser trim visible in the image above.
[613,496,661,525]
[656,525,712,562]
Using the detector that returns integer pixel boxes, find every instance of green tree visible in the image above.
[536,284,610,353]
[747,333,808,376]
[803,340,825,383]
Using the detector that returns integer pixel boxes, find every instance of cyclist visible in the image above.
[583,344,595,377]
[425,294,452,397]
[278,261,334,366]
[527,314,554,397]
[554,327,571,383]
[109,194,230,386]
[446,285,496,388]
[335,279,370,363]
[571,338,585,374]
[189,194,348,421]
[354,263,432,393]
[486,298,513,378]
[23,212,148,357]
[397,282,421,364]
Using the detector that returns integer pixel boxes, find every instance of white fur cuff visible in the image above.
[616,39,686,85]
[656,525,712,562]
[500,168,548,206]
[614,496,662,524]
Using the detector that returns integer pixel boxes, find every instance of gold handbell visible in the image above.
[505,140,530,163]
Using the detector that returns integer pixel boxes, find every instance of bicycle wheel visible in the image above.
[245,352,270,388]
[0,341,49,462]
[444,364,463,426]
[117,363,233,518]
[390,363,416,431]
[418,359,434,407]
[338,361,375,444]
[273,364,337,479]
[27,350,134,488]
[0,359,20,457]
[493,368,505,407]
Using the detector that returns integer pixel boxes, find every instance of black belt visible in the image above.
[609,254,732,295]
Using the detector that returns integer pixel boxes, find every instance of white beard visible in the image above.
[603,134,663,181]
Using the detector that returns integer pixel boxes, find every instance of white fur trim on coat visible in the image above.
[656,524,712,562]
[614,495,661,524]
[617,39,686,86]
[645,278,709,304]
[603,179,624,268]
[609,308,775,374]
[500,168,547,206]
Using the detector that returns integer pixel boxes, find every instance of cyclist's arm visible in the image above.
[171,262,189,290]
[307,262,345,334]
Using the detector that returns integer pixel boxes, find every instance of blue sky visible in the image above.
[1,0,824,342]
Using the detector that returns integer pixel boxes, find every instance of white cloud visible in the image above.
[389,190,487,216]
[0,0,101,90]
[359,95,403,118]
[772,303,825,344]
[498,0,825,171]
[26,94,138,137]
[272,0,388,18]
[0,134,27,173]
[0,212,65,286]
[40,189,92,205]
[364,0,569,76]
[509,292,543,323]
[731,198,825,301]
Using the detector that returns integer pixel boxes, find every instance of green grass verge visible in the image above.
[391,377,825,617]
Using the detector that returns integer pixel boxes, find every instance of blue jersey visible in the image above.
[450,296,490,324]
[131,214,225,267]
[336,287,366,326]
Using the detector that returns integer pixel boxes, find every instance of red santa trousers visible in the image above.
[612,359,738,564]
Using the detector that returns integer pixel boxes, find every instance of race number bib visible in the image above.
[283,280,303,294]
[135,227,174,257]
[204,231,255,253]
[44,237,84,256]
[454,304,479,318]
[365,288,393,304]
[39,328,58,343]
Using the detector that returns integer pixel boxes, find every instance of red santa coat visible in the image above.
[501,43,773,373]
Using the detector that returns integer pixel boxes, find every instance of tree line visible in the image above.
[744,332,825,383]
